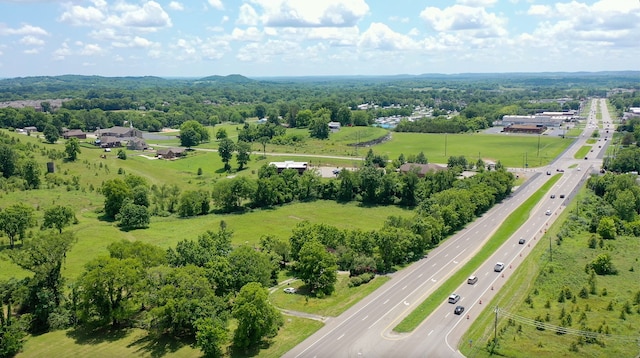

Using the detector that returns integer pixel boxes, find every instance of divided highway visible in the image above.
[284,98,611,357]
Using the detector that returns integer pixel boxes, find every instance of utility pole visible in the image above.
[494,306,499,347]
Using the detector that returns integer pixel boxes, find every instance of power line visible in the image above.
[495,307,640,343]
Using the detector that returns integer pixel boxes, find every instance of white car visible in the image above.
[448,294,461,304]
[283,287,296,294]
[494,262,505,272]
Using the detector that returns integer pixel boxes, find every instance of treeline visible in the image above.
[609,90,640,117]
[97,152,513,233]
[395,116,490,133]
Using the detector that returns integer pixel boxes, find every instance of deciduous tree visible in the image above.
[296,239,337,296]
[42,205,76,233]
[116,203,150,230]
[64,137,81,161]
[218,138,235,171]
[77,257,144,327]
[236,141,251,170]
[0,203,36,248]
[232,282,283,349]
[43,123,59,144]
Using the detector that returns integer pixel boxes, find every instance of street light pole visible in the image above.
[445,133,447,157]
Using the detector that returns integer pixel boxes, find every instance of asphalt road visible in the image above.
[283,99,611,358]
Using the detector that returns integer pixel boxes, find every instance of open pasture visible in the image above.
[374,132,572,168]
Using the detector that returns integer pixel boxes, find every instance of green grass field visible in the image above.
[0,199,412,281]
[372,132,571,168]
[270,274,390,317]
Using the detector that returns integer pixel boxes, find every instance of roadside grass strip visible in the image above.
[393,174,562,332]
[573,145,592,159]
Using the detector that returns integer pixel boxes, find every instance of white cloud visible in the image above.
[250,0,369,27]
[420,5,507,37]
[112,36,155,49]
[0,24,49,36]
[19,35,45,46]
[80,43,104,56]
[59,4,106,26]
[208,0,224,10]
[236,39,299,62]
[307,26,360,46]
[168,36,231,62]
[237,4,259,26]
[200,39,230,60]
[359,22,417,51]
[24,48,40,55]
[523,0,640,49]
[527,5,551,16]
[456,0,498,7]
[52,42,71,61]
[230,27,263,42]
[60,1,172,31]
[168,1,184,11]
[109,1,172,29]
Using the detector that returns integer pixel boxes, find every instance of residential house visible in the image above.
[98,136,122,148]
[398,163,447,177]
[269,161,308,174]
[95,126,142,138]
[127,137,148,151]
[63,129,87,139]
[156,147,186,159]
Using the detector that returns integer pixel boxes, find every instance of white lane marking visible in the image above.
[418,273,423,278]
[337,334,345,340]
[428,330,434,336]
[362,315,368,321]
[402,285,407,290]
[383,299,389,304]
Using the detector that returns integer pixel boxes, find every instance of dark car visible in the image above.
[518,238,526,244]
[550,194,556,199]
[454,306,465,315]
[559,194,565,199]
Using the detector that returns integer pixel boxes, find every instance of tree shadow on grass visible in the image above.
[127,333,194,358]
[229,339,273,358]
[65,325,130,345]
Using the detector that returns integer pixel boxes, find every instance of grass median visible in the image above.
[393,174,562,332]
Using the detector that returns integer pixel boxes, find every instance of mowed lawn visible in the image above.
[375,132,572,168]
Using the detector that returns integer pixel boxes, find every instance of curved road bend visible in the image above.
[284,98,609,358]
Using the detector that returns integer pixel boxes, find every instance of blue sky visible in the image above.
[0,0,638,78]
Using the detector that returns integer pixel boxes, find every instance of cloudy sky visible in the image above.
[0,0,638,78]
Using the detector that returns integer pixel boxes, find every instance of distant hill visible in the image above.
[197,74,255,84]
